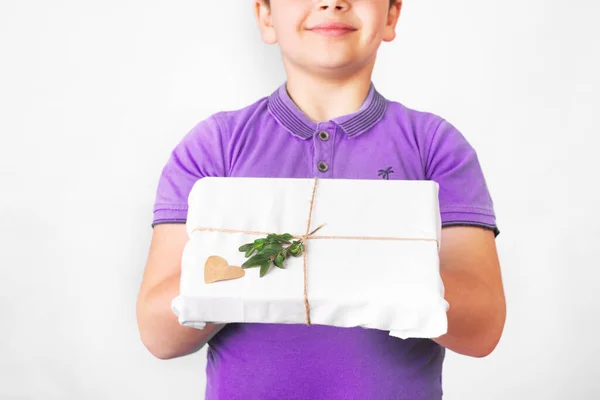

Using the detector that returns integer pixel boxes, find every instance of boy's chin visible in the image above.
[314,61,371,77]
[299,55,370,75]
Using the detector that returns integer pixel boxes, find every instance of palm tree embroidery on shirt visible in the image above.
[377,167,394,180]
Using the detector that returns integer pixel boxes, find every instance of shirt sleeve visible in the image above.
[425,117,500,237]
[151,114,228,228]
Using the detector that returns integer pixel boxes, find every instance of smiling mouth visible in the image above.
[308,23,357,38]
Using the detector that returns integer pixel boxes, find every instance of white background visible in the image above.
[1,1,598,399]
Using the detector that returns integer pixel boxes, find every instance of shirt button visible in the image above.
[317,161,329,172]
[318,131,330,141]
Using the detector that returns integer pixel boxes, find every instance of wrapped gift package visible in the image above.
[171,177,449,339]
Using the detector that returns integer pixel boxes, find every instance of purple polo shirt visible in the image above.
[152,83,499,400]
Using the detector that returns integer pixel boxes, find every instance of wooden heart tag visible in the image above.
[204,255,245,284]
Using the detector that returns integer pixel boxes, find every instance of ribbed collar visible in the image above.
[267,82,388,139]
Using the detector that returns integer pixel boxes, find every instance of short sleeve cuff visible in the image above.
[441,207,500,237]
[151,204,188,228]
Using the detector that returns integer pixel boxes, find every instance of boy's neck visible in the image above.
[284,63,375,123]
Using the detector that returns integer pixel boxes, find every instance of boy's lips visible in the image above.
[307,22,357,37]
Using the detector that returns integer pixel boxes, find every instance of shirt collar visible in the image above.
[267,82,388,140]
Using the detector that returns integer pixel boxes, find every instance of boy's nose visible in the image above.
[317,0,350,12]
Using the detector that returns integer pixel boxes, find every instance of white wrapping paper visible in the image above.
[172,177,449,339]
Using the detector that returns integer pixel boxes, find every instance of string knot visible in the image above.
[297,223,326,243]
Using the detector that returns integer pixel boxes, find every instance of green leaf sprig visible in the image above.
[238,225,324,278]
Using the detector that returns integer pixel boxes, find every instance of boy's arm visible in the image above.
[136,224,225,359]
[432,225,506,357]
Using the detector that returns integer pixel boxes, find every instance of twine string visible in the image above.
[300,177,320,325]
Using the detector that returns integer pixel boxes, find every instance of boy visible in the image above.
[136,1,506,399]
